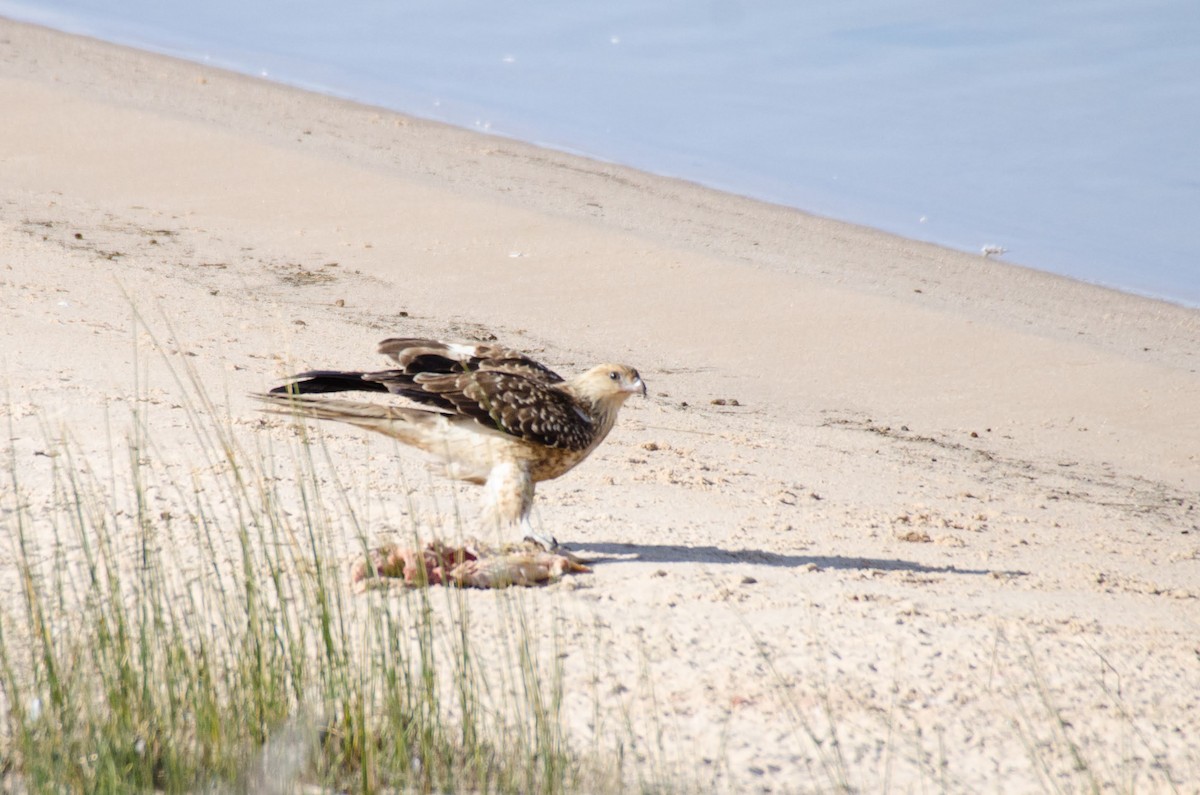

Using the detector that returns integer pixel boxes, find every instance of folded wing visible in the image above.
[268,338,593,450]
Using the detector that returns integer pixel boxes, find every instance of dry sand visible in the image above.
[2,18,1199,792]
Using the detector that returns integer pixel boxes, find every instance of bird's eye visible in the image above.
[608,371,619,380]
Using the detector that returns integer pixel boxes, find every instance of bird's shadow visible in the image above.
[569,541,1025,578]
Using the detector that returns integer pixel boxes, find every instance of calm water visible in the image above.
[4,0,1198,306]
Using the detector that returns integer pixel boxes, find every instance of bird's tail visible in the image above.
[254,392,443,444]
[269,370,390,395]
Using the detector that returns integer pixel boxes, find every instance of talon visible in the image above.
[524,531,559,551]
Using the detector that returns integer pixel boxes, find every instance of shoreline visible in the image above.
[4,9,1195,312]
[3,17,1198,791]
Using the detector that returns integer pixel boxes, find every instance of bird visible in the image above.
[257,337,646,550]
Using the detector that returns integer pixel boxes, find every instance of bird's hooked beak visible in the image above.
[600,365,647,399]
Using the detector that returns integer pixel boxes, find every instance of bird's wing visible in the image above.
[270,339,590,447]
[390,370,595,451]
[377,338,565,383]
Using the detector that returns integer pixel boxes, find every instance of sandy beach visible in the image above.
[2,18,1199,792]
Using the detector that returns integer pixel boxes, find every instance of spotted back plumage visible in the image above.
[386,369,596,450]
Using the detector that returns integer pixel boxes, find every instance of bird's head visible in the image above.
[572,363,647,407]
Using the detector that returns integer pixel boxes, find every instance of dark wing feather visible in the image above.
[270,370,390,395]
[377,338,565,383]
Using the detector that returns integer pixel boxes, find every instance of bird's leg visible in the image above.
[482,461,557,549]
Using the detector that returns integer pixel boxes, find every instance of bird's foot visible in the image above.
[523,530,560,552]
[520,533,588,565]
